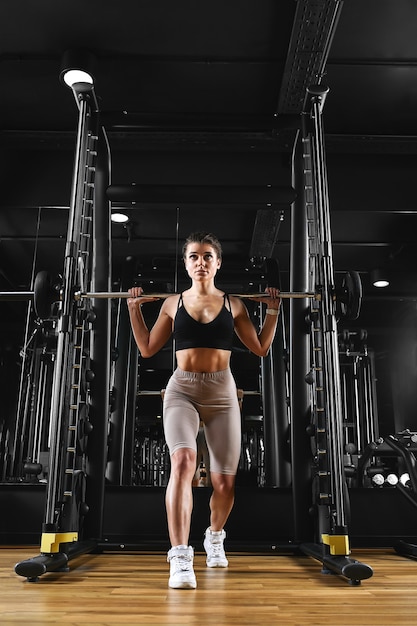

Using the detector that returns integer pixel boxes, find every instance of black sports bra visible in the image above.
[173,293,234,351]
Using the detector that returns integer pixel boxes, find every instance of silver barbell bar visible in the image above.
[0,290,319,302]
[0,288,321,316]
[73,291,320,301]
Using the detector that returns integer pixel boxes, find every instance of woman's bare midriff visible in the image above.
[175,347,231,373]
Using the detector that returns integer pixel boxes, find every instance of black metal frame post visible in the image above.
[298,86,373,584]
[106,302,138,486]
[15,85,100,580]
[262,312,291,488]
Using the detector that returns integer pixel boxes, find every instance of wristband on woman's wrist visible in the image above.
[266,308,279,316]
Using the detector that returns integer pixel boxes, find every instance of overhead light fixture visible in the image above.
[59,49,96,92]
[62,69,93,88]
[111,212,130,224]
[371,268,389,288]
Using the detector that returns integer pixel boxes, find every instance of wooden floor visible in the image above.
[1,547,416,625]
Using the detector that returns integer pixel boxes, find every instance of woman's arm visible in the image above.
[127,288,174,358]
[232,288,281,357]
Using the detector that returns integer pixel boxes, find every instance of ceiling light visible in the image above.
[62,69,94,88]
[371,268,389,288]
[373,279,389,288]
[59,49,96,91]
[111,212,130,224]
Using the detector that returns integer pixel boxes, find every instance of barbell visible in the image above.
[73,290,317,301]
[0,269,362,321]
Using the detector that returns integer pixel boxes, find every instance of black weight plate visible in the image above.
[33,271,54,319]
[340,270,362,321]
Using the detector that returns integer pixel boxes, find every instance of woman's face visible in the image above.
[183,242,221,281]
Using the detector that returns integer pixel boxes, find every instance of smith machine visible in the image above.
[9,79,376,583]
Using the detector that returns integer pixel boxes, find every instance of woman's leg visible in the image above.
[208,471,236,531]
[163,370,201,547]
[199,371,241,567]
[204,471,236,568]
[201,371,241,531]
[165,447,197,547]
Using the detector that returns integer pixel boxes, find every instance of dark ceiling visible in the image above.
[1,0,417,339]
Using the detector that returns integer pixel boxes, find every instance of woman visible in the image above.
[127,232,280,589]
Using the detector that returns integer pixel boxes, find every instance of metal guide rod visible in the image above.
[74,290,319,300]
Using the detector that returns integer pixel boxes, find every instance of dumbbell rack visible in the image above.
[355,432,417,559]
[300,86,373,583]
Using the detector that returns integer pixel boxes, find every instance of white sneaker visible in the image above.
[203,528,228,568]
[167,545,197,589]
